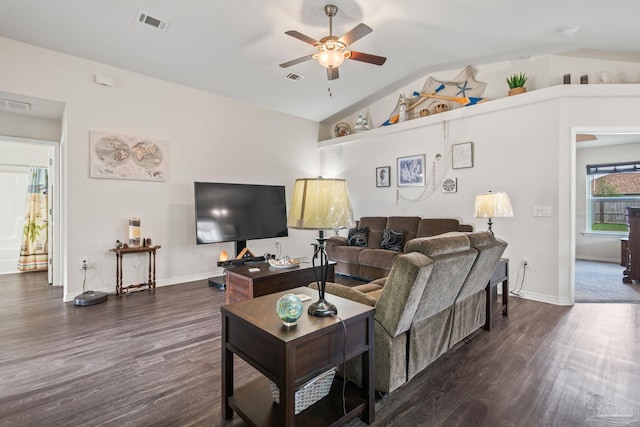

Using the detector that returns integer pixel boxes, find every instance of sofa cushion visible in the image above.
[416,218,460,238]
[381,229,404,251]
[386,217,421,243]
[405,232,471,257]
[375,251,434,338]
[458,232,508,301]
[358,249,400,272]
[352,283,384,294]
[347,227,369,247]
[328,245,363,265]
[358,217,390,249]
[315,282,378,307]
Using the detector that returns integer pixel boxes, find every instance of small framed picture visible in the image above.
[452,142,473,169]
[376,166,391,187]
[397,154,426,187]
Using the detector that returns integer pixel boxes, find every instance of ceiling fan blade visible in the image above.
[338,23,372,46]
[279,55,314,68]
[348,51,387,66]
[327,67,339,81]
[285,30,319,46]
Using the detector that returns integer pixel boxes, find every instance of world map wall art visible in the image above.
[90,131,168,181]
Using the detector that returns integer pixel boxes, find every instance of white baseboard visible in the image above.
[64,270,223,302]
[575,255,619,264]
[509,289,573,306]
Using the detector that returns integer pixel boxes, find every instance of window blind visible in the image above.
[586,161,640,175]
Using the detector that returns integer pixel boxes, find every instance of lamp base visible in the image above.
[308,299,337,317]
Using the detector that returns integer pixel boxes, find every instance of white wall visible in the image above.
[575,142,640,262]
[324,56,640,305]
[323,96,563,304]
[0,111,61,141]
[0,36,320,301]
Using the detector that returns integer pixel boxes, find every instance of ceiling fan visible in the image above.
[279,4,386,81]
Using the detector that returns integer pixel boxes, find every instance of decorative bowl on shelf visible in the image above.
[276,293,304,326]
[268,258,301,269]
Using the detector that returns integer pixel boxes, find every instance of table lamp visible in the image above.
[287,177,354,317]
[473,191,513,235]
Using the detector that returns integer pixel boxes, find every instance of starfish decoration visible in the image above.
[457,80,472,97]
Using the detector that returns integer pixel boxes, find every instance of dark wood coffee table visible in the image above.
[221,286,375,426]
[225,261,335,304]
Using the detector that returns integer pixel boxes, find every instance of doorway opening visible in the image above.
[0,90,65,296]
[573,129,640,303]
[0,137,59,286]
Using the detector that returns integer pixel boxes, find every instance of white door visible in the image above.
[47,147,54,285]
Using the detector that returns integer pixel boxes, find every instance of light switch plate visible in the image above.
[533,206,552,217]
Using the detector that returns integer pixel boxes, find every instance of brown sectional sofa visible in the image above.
[326,216,473,280]
[318,231,507,393]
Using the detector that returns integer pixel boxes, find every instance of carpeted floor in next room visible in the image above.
[575,259,640,303]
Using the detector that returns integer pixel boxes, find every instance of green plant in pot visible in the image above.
[506,73,528,96]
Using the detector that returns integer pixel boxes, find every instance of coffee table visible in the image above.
[225,261,335,304]
[221,286,375,426]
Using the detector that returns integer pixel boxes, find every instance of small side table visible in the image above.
[484,257,509,331]
[221,286,375,426]
[109,245,161,296]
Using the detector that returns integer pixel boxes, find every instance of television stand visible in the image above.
[236,247,255,259]
[210,255,267,291]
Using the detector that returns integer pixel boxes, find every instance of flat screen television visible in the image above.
[194,182,288,254]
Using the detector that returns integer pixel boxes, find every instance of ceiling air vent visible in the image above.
[136,10,170,32]
[283,72,304,82]
[0,98,31,112]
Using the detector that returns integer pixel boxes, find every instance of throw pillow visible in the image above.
[347,227,369,247]
[381,229,404,252]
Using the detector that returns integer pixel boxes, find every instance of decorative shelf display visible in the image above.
[320,84,640,147]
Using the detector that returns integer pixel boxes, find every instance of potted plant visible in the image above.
[506,73,528,96]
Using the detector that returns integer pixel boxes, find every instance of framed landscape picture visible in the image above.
[397,154,426,187]
[376,166,390,187]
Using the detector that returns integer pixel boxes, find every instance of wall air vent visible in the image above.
[283,72,304,82]
[136,10,170,32]
[0,98,31,112]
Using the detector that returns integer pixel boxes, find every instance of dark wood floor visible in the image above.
[1,272,639,427]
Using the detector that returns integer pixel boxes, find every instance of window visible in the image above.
[587,161,640,233]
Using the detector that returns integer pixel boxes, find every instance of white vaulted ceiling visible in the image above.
[1,0,639,122]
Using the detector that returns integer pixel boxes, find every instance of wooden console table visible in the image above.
[109,245,160,296]
[484,257,509,331]
[225,262,335,305]
[221,286,374,426]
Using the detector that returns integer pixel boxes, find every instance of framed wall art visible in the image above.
[452,141,473,169]
[376,166,390,187]
[397,154,425,187]
[90,131,168,181]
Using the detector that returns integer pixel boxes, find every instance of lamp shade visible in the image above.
[474,192,514,218]
[287,177,354,230]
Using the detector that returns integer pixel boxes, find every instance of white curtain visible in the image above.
[17,167,48,271]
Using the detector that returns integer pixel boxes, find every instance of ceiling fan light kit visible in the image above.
[280,4,386,81]
[315,47,346,68]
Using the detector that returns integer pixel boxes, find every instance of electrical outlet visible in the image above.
[80,258,88,270]
[522,257,531,268]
